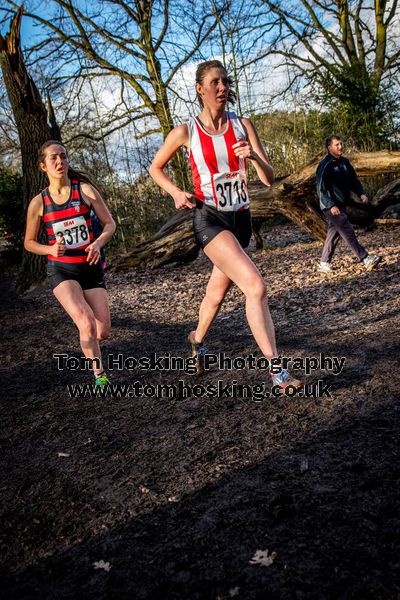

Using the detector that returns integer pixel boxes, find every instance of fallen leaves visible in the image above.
[93,560,111,572]
[249,549,277,567]
[300,457,309,472]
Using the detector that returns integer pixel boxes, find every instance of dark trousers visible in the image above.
[321,209,368,263]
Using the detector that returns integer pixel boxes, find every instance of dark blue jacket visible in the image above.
[316,154,364,210]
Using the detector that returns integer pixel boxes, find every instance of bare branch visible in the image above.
[165,11,219,85]
[64,112,155,143]
[134,127,162,140]
[154,0,169,51]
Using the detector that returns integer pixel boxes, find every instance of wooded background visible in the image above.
[0,1,399,289]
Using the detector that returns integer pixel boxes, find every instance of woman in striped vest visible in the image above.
[24,141,116,387]
[150,60,301,393]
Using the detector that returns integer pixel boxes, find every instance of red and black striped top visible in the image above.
[42,180,94,264]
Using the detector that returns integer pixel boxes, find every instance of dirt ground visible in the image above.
[1,222,399,600]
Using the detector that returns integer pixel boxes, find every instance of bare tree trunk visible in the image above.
[0,8,61,293]
[111,150,400,270]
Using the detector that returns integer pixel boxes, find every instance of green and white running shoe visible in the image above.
[95,374,111,388]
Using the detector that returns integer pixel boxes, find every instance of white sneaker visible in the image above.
[363,255,381,271]
[271,368,302,396]
[317,261,332,273]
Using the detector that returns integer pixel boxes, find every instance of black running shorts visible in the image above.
[193,201,252,249]
[47,261,106,291]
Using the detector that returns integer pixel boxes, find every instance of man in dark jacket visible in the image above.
[316,135,381,273]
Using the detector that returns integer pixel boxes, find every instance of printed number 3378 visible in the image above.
[63,224,89,245]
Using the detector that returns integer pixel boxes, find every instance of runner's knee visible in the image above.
[242,276,266,300]
[97,324,110,340]
[205,287,228,308]
[76,312,97,341]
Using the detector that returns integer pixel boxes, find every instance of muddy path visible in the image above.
[1,223,399,599]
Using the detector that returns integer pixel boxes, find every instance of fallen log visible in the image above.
[112,210,199,269]
[370,177,400,211]
[111,151,400,270]
[374,218,400,225]
[375,200,400,223]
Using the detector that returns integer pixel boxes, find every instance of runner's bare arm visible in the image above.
[149,125,193,209]
[80,183,116,248]
[80,183,116,265]
[236,118,275,186]
[24,194,65,257]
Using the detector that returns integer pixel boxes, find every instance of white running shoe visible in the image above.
[363,255,381,271]
[271,368,302,396]
[317,261,332,273]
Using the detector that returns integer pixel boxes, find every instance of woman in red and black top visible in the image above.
[24,141,116,386]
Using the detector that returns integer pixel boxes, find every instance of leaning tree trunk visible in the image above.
[112,150,400,270]
[0,7,61,293]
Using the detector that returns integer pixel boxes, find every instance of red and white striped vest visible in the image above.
[188,112,249,211]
